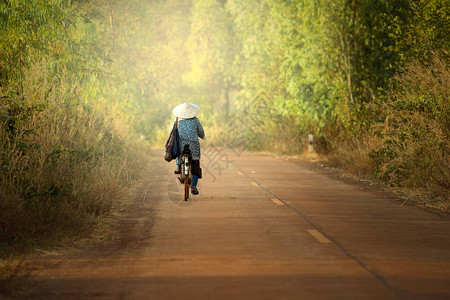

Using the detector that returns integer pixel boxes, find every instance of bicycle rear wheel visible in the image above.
[184,178,189,201]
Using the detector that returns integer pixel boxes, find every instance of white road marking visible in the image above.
[251,182,259,187]
[271,198,284,206]
[307,229,332,243]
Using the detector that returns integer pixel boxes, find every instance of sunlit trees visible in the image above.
[185,0,236,117]
[223,0,409,151]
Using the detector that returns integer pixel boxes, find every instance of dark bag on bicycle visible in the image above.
[164,118,180,162]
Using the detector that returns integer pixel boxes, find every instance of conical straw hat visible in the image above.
[173,102,200,119]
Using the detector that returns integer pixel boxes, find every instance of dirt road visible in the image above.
[12,149,450,299]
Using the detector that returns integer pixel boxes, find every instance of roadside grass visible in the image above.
[0,64,149,258]
[322,132,381,179]
[369,52,449,210]
[312,52,449,211]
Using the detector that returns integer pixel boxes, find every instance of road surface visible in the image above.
[14,149,450,299]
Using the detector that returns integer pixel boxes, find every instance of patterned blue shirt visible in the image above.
[177,117,204,160]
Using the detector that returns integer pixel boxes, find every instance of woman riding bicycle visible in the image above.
[172,102,205,195]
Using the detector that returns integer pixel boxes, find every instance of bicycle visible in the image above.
[177,145,193,201]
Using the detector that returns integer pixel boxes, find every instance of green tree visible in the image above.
[185,0,236,117]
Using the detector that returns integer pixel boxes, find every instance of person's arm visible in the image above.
[170,117,178,133]
[197,118,205,139]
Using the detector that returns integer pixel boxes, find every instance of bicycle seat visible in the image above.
[182,145,192,156]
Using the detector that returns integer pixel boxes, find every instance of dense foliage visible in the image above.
[0,0,145,256]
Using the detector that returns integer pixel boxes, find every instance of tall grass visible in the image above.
[322,122,381,178]
[0,62,146,257]
[370,52,450,208]
[320,52,449,209]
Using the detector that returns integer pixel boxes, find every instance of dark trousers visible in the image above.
[176,160,202,179]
